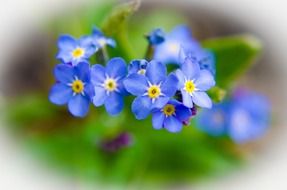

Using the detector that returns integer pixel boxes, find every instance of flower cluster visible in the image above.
[49,25,216,133]
[196,88,270,143]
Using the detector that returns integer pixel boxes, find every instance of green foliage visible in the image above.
[101,0,141,61]
[202,35,262,88]
[5,93,243,186]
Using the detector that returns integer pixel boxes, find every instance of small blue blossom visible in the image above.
[91,26,116,48]
[128,59,149,75]
[49,62,94,117]
[196,88,270,143]
[228,89,270,143]
[153,25,201,64]
[196,103,229,136]
[56,35,97,66]
[175,57,215,108]
[179,47,216,76]
[124,61,178,120]
[152,100,192,133]
[91,57,127,116]
[146,28,165,45]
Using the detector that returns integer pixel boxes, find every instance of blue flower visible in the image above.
[228,89,270,143]
[146,28,165,45]
[128,59,149,75]
[91,57,127,116]
[152,100,192,133]
[179,47,216,76]
[91,26,116,48]
[56,35,97,66]
[196,103,229,136]
[124,61,178,120]
[49,62,94,117]
[196,88,270,143]
[153,25,201,64]
[175,57,215,108]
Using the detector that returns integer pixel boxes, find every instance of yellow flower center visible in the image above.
[71,80,84,94]
[147,85,161,99]
[104,78,117,92]
[184,80,195,93]
[72,48,84,58]
[162,104,176,117]
[137,69,146,75]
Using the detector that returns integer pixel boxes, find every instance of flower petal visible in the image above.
[79,36,98,57]
[92,86,107,106]
[128,60,140,74]
[181,90,193,108]
[79,35,93,47]
[152,96,170,109]
[68,95,90,117]
[131,96,152,120]
[194,70,215,91]
[174,69,185,89]
[193,91,212,108]
[106,38,116,47]
[164,116,182,133]
[91,64,106,85]
[49,83,73,105]
[152,111,165,130]
[58,35,77,50]
[123,74,148,96]
[106,57,127,78]
[181,58,200,79]
[161,73,178,97]
[56,50,72,63]
[84,83,95,100]
[146,61,166,84]
[116,78,128,95]
[104,93,124,116]
[54,64,74,83]
[74,61,90,82]
[175,104,192,122]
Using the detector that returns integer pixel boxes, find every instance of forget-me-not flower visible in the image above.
[91,26,116,48]
[179,47,216,76]
[128,59,149,75]
[56,35,97,66]
[49,62,94,117]
[91,57,127,116]
[152,100,192,133]
[146,28,165,45]
[196,103,228,136]
[124,61,178,120]
[228,89,270,143]
[153,25,200,64]
[175,57,215,108]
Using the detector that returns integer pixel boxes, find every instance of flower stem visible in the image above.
[145,44,154,61]
[102,45,109,63]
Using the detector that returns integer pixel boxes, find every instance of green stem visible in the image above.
[102,45,109,63]
[144,45,154,61]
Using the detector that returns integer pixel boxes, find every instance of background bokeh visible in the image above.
[0,0,286,189]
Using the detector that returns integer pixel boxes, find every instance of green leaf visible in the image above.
[202,35,262,88]
[101,0,141,60]
[101,0,140,36]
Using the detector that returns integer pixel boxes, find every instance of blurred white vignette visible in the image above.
[0,0,287,189]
